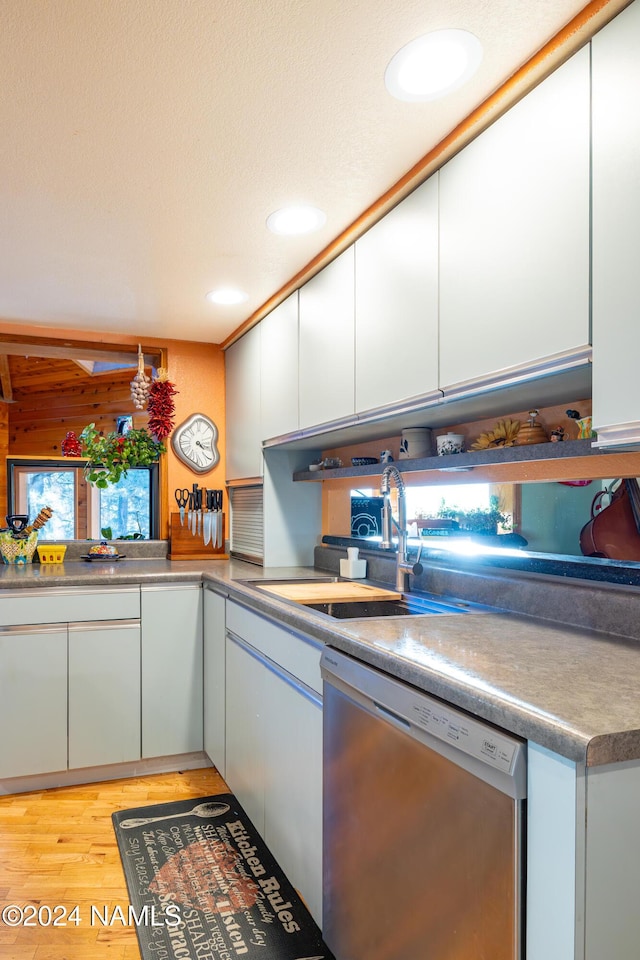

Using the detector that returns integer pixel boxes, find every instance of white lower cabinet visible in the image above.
[527,741,640,959]
[204,587,226,776]
[68,621,141,769]
[224,601,323,925]
[225,634,267,833]
[141,583,203,759]
[0,625,68,779]
[262,663,323,924]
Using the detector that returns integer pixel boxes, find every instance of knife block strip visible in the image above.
[168,512,229,560]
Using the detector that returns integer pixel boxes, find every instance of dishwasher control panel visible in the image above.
[409,698,517,774]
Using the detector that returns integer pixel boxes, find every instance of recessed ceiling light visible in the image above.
[385,28,483,102]
[206,287,248,305]
[266,204,327,236]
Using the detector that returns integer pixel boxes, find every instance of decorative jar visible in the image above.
[0,531,38,564]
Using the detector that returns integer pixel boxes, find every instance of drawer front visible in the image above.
[0,586,140,627]
[226,601,322,695]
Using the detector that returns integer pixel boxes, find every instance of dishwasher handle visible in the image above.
[374,702,411,731]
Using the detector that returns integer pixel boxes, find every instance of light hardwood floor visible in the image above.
[0,767,228,960]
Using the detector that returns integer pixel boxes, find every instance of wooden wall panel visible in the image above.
[0,401,9,512]
[8,362,148,457]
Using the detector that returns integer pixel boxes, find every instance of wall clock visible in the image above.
[171,413,220,474]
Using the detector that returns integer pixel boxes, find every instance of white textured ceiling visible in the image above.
[1,0,595,345]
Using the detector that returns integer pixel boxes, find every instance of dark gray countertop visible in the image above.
[2,556,640,767]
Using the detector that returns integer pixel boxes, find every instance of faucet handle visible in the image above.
[412,539,424,577]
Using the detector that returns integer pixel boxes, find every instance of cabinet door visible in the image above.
[225,323,263,479]
[224,633,266,834]
[299,246,355,428]
[68,621,141,769]
[141,584,203,758]
[0,626,67,779]
[260,292,299,440]
[262,666,323,926]
[203,587,226,776]
[592,0,640,445]
[355,177,439,412]
[439,47,590,391]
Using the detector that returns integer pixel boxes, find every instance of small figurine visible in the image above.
[550,426,565,442]
[565,408,594,439]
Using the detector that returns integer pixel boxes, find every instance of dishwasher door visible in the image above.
[321,648,527,960]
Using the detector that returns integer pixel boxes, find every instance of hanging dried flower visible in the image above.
[147,367,178,441]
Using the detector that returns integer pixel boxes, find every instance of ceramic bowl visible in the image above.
[436,433,465,456]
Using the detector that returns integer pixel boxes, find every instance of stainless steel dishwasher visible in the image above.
[321,648,527,960]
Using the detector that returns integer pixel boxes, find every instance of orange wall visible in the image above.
[163,338,226,500]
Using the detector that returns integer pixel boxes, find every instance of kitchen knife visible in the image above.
[187,492,194,532]
[203,489,212,546]
[215,489,223,549]
[208,489,215,547]
[211,489,218,550]
[192,484,200,536]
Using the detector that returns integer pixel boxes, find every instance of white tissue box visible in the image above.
[340,558,367,579]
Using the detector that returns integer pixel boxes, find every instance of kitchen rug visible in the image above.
[112,792,334,960]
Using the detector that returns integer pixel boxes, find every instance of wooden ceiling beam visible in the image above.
[0,355,13,402]
[0,335,160,368]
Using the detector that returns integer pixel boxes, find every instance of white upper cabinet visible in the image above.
[439,47,591,393]
[355,177,440,413]
[298,246,355,429]
[260,291,299,441]
[225,323,263,479]
[591,0,640,448]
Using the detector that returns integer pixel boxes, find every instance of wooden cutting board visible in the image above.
[257,581,401,604]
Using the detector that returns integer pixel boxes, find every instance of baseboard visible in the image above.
[0,751,213,796]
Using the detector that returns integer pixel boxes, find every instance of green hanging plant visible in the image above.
[67,422,165,488]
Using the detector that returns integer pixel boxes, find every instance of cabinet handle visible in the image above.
[226,630,322,708]
[68,619,140,632]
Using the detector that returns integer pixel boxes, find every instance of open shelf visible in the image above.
[293,438,604,481]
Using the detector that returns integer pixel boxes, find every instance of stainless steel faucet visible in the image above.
[380,463,422,592]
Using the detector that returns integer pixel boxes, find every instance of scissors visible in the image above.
[174,488,189,526]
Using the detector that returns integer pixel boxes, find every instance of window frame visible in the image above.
[6,458,161,541]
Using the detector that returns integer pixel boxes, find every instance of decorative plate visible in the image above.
[80,554,126,562]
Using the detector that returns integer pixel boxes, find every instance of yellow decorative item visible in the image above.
[0,530,39,565]
[36,544,67,564]
[470,419,521,451]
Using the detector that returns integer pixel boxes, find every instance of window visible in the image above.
[351,481,516,537]
[8,460,159,540]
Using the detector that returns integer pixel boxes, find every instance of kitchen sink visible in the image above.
[304,595,492,619]
[245,577,342,586]
[238,577,493,619]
